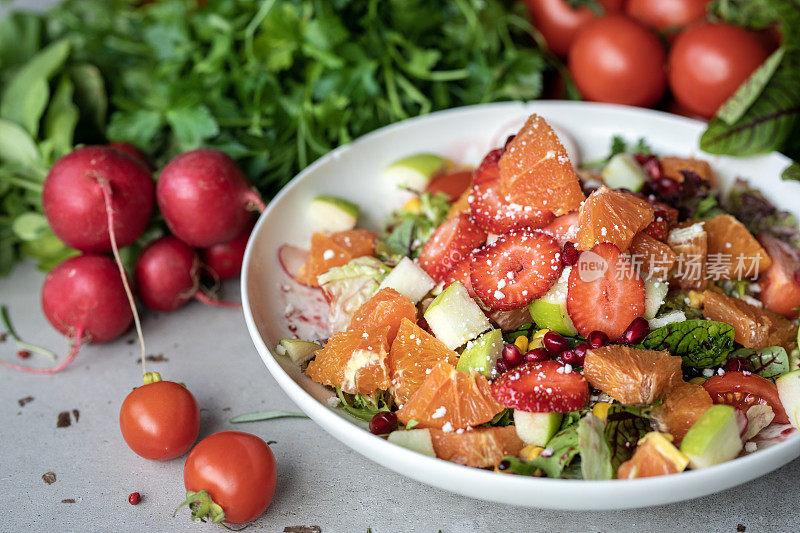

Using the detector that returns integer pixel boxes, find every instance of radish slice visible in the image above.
[278,244,309,283]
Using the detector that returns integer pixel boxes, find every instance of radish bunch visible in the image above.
[3,146,263,374]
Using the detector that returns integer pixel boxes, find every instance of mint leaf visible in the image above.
[577,414,612,480]
[604,406,651,474]
[732,346,791,380]
[640,319,735,368]
[717,47,785,125]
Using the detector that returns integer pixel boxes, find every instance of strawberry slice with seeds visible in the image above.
[567,242,646,340]
[468,154,554,234]
[644,219,669,241]
[491,360,589,413]
[541,211,579,246]
[418,214,486,282]
[470,230,562,311]
[443,253,477,298]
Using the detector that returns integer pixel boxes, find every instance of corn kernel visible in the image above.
[519,445,544,461]
[688,376,707,385]
[514,336,529,354]
[403,197,422,214]
[687,290,705,308]
[592,402,611,422]
[529,329,549,349]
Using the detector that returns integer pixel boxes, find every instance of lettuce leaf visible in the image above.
[529,418,580,479]
[731,346,791,381]
[604,406,652,475]
[577,414,613,480]
[640,319,735,368]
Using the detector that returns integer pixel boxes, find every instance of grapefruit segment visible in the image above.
[629,232,677,280]
[653,382,713,445]
[667,222,708,290]
[576,186,654,252]
[430,426,524,468]
[349,287,418,344]
[617,432,689,479]
[298,229,377,287]
[703,214,771,280]
[701,290,797,350]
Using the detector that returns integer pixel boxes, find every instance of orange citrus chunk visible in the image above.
[629,232,677,280]
[331,229,377,258]
[498,114,585,216]
[583,345,682,405]
[576,186,654,252]
[305,326,391,395]
[388,318,458,405]
[703,214,771,280]
[396,362,503,430]
[667,222,708,291]
[616,432,689,479]
[701,290,797,351]
[297,229,377,287]
[430,426,524,468]
[660,157,713,185]
[653,382,713,445]
[349,287,417,344]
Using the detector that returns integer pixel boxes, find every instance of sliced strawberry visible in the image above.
[643,196,679,225]
[541,211,579,246]
[476,148,504,177]
[443,253,477,298]
[468,156,554,234]
[418,214,486,282]
[757,233,800,318]
[470,230,562,311]
[491,360,590,413]
[644,219,669,241]
[567,242,646,340]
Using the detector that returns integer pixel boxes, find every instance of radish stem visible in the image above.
[244,189,267,213]
[1,305,57,360]
[0,327,84,374]
[194,291,242,309]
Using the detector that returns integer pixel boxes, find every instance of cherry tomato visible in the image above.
[120,380,200,460]
[568,15,667,107]
[668,23,768,118]
[703,371,789,424]
[626,0,710,33]
[184,431,277,524]
[425,169,473,203]
[524,0,624,56]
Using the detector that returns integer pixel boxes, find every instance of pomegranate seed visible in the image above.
[655,177,681,199]
[369,411,398,435]
[495,358,510,375]
[573,342,590,358]
[16,349,31,359]
[561,242,579,267]
[641,155,663,181]
[561,348,586,366]
[794,268,800,286]
[128,492,141,505]
[504,135,516,149]
[525,348,551,363]
[588,331,609,349]
[543,332,569,354]
[502,343,524,368]
[723,358,752,373]
[620,317,650,345]
[498,459,511,471]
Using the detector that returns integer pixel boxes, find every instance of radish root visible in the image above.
[244,189,267,213]
[194,291,242,309]
[0,327,84,374]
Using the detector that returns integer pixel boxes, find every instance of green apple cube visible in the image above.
[680,405,743,469]
[644,277,669,320]
[528,267,578,336]
[456,329,503,377]
[648,310,686,330]
[276,339,322,364]
[602,153,648,193]
[776,369,800,429]
[424,281,491,350]
[308,195,359,232]
[379,257,436,303]
[387,428,436,457]
[514,410,563,447]
[382,153,450,193]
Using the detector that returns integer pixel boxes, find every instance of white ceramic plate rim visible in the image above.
[241,101,800,510]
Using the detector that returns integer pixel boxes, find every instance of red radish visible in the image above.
[42,146,154,252]
[108,142,152,170]
[1,254,133,373]
[277,244,309,283]
[156,149,266,247]
[135,236,239,312]
[418,214,487,281]
[201,219,255,280]
[469,230,562,311]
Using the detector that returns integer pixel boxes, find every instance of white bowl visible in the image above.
[241,101,800,510]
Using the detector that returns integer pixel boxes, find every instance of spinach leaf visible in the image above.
[731,346,791,380]
[604,406,652,475]
[640,319,735,368]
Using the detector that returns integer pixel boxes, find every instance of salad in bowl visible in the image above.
[273,112,799,481]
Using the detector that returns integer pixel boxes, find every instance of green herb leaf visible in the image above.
[229,410,310,423]
[640,319,735,368]
[716,47,785,125]
[577,413,613,480]
[731,346,791,380]
[42,76,80,161]
[0,118,41,168]
[165,104,220,151]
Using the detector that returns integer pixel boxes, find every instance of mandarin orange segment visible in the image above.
[653,382,713,445]
[498,114,584,216]
[629,232,677,280]
[298,233,351,286]
[660,157,713,185]
[330,228,377,258]
[701,290,797,350]
[396,362,503,430]
[575,186,654,252]
[388,318,459,405]
[305,326,391,395]
[616,432,688,479]
[583,345,682,405]
[349,288,417,344]
[667,222,708,290]
[703,214,771,280]
[430,426,524,468]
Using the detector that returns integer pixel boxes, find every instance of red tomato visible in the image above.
[184,431,277,524]
[703,371,789,424]
[626,0,710,32]
[568,15,667,107]
[668,23,768,118]
[524,0,625,56]
[425,169,473,203]
[119,380,200,460]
